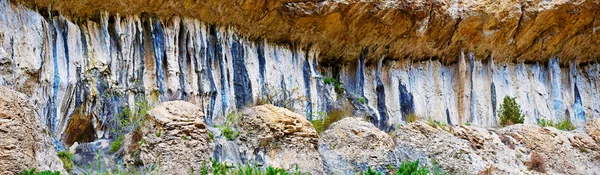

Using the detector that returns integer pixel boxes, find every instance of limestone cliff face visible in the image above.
[15,0,600,64]
[0,0,599,148]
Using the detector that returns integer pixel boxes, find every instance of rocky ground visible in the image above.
[2,86,600,174]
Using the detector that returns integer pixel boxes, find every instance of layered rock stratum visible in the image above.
[15,0,600,64]
[236,104,326,174]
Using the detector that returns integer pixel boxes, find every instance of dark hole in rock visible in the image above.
[62,107,96,146]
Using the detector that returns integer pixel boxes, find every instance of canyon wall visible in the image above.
[0,0,599,148]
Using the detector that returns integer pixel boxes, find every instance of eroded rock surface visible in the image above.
[0,87,66,174]
[236,104,325,174]
[137,101,213,174]
[393,121,600,174]
[16,0,600,64]
[319,117,399,174]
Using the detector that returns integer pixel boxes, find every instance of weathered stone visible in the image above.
[15,0,600,64]
[392,121,600,174]
[0,87,66,174]
[137,101,213,175]
[236,104,325,174]
[319,117,398,174]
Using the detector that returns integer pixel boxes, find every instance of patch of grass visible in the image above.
[57,151,74,172]
[406,113,418,123]
[18,169,60,175]
[221,126,239,141]
[310,108,347,134]
[554,119,575,131]
[537,119,575,131]
[499,96,525,127]
[426,119,447,129]
[109,136,123,153]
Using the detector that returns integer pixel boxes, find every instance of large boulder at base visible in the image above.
[138,101,213,174]
[0,87,66,174]
[319,117,398,174]
[392,121,600,174]
[236,104,325,174]
[498,123,600,174]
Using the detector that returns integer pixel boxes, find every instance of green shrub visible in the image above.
[395,160,429,175]
[358,97,366,104]
[499,96,525,126]
[221,126,239,141]
[323,77,344,96]
[538,119,575,131]
[109,136,123,153]
[18,169,60,175]
[57,151,74,172]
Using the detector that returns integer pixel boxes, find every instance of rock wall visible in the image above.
[0,0,599,148]
[14,0,600,64]
[0,86,66,174]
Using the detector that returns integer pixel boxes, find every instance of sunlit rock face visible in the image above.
[0,0,599,148]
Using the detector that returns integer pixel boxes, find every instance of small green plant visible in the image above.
[221,126,239,141]
[182,135,189,140]
[499,96,525,127]
[219,111,241,141]
[109,136,123,153]
[324,77,344,96]
[360,167,382,175]
[18,169,60,175]
[427,119,447,129]
[208,131,215,141]
[406,113,418,123]
[358,97,366,104]
[155,130,162,137]
[57,150,74,172]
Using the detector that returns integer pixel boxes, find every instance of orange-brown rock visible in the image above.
[14,0,600,65]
